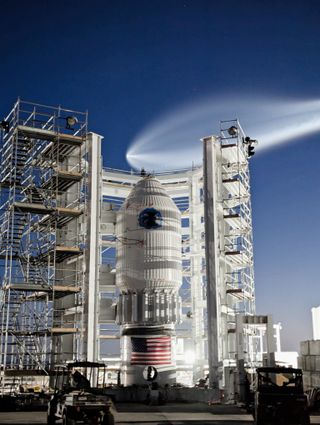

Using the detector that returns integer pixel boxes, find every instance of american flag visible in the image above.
[131,336,171,365]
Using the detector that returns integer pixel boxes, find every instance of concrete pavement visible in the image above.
[0,404,319,424]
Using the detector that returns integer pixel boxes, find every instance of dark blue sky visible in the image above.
[1,0,320,350]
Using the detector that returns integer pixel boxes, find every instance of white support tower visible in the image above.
[202,120,256,388]
[188,168,206,382]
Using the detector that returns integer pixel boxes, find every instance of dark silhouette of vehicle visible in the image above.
[253,367,310,425]
[47,361,114,425]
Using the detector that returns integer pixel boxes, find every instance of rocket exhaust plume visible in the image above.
[126,95,320,171]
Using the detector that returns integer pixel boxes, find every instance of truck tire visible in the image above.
[62,413,75,425]
[102,412,115,425]
[254,405,264,425]
[255,413,264,425]
[47,414,56,425]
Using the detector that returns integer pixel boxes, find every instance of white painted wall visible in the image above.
[312,306,320,340]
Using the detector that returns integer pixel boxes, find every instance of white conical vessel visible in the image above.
[116,175,182,386]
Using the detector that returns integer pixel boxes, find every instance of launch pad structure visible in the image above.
[100,121,256,387]
[0,99,258,394]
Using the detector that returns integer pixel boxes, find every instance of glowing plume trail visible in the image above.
[126,95,320,171]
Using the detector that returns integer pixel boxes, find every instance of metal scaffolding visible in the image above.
[0,99,88,392]
[219,120,256,358]
[203,120,256,389]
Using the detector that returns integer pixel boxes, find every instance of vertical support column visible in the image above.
[235,314,246,403]
[189,169,205,382]
[235,315,244,362]
[266,315,276,366]
[86,132,103,362]
[274,323,282,353]
[202,136,220,390]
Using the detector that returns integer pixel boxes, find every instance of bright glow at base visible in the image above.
[184,350,196,365]
[127,95,320,171]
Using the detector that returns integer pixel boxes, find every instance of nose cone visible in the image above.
[123,175,178,210]
[116,176,182,293]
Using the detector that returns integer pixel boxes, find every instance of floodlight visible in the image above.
[228,126,238,136]
[0,120,10,133]
[248,145,255,157]
[243,136,257,158]
[66,116,78,130]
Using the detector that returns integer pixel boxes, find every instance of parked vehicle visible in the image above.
[47,361,114,425]
[253,367,310,425]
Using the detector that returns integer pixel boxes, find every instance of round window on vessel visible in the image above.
[138,208,163,229]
